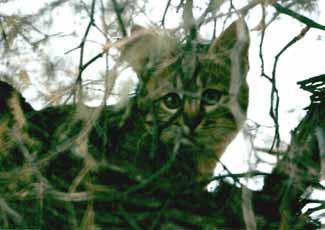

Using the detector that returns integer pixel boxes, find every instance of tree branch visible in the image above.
[161,0,172,27]
[272,3,325,30]
[112,0,127,37]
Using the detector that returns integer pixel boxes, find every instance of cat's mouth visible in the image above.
[159,124,204,148]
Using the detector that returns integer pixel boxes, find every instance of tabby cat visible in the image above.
[120,18,250,180]
[0,19,249,228]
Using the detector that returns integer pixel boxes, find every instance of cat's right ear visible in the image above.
[209,18,250,59]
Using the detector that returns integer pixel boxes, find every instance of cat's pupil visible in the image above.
[163,92,182,109]
[202,89,223,105]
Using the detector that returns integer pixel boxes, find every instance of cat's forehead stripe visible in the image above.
[178,56,230,89]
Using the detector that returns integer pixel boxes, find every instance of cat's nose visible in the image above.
[183,113,201,131]
[183,99,201,131]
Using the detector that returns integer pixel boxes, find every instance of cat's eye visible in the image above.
[202,89,223,105]
[163,93,182,109]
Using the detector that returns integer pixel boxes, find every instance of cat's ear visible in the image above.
[209,18,249,58]
[120,25,174,79]
[120,25,155,75]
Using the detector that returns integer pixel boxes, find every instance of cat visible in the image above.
[120,18,250,180]
[0,18,249,228]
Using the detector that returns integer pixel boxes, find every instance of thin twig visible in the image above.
[96,130,181,201]
[75,0,97,101]
[208,171,270,184]
[161,0,172,27]
[259,3,272,82]
[198,1,259,27]
[118,205,141,230]
[112,0,127,37]
[269,26,310,151]
[272,3,325,30]
[176,0,185,13]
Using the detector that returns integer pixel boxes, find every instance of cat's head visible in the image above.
[122,19,250,179]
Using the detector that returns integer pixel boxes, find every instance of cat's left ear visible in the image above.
[120,25,157,74]
[209,18,250,59]
[120,25,175,81]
